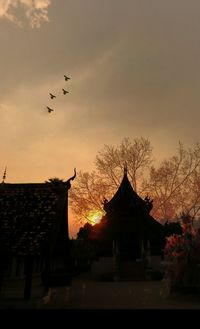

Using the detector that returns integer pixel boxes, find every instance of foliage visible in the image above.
[77,223,93,240]
[163,215,200,292]
[45,177,64,185]
[164,221,182,237]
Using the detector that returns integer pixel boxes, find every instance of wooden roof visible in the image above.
[103,169,164,237]
[0,171,76,257]
[104,171,149,215]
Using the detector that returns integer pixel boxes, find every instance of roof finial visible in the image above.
[2,166,7,183]
[65,168,76,189]
[124,162,127,175]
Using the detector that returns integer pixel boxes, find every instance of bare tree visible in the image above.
[69,137,153,224]
[69,139,200,228]
[69,171,111,225]
[144,142,200,221]
[95,137,153,192]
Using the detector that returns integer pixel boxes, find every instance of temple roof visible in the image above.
[102,168,164,235]
[104,170,147,213]
[0,172,76,257]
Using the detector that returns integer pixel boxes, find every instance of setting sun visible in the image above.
[85,209,105,226]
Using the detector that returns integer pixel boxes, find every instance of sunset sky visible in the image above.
[1,0,200,236]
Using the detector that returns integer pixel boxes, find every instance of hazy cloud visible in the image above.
[0,0,51,28]
[1,0,200,184]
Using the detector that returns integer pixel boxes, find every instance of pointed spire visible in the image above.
[2,166,7,183]
[124,162,127,175]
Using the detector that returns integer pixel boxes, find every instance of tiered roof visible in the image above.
[103,168,164,237]
[0,171,76,257]
[104,170,147,214]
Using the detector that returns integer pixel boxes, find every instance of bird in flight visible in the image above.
[62,88,69,95]
[64,75,70,81]
[46,106,54,113]
[49,93,56,99]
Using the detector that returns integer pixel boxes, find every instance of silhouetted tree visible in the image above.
[164,221,182,237]
[69,137,153,225]
[69,171,110,226]
[69,139,200,226]
[77,223,93,240]
[143,142,200,220]
[95,137,153,192]
[45,177,64,185]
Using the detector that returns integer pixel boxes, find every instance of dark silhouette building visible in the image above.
[101,166,165,261]
[0,170,76,299]
[84,166,165,280]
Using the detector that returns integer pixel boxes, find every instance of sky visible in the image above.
[1,0,200,236]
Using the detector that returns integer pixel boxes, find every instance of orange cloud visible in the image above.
[0,0,51,28]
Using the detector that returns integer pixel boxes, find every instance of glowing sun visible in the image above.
[85,209,105,225]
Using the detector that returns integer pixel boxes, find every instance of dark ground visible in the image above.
[1,271,200,310]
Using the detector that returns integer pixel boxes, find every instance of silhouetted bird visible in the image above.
[49,93,56,99]
[46,106,54,113]
[62,88,69,95]
[64,75,70,81]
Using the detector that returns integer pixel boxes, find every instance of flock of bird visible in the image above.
[46,75,70,113]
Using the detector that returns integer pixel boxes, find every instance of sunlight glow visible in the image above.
[85,209,105,226]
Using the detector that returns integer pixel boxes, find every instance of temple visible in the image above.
[0,169,76,299]
[102,166,165,260]
[87,166,165,280]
